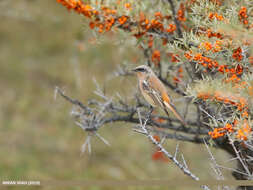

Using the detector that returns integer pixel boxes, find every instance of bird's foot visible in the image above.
[147,106,154,122]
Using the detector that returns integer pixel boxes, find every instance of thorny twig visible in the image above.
[55,87,111,154]
[204,139,225,180]
[135,108,200,181]
[228,134,252,178]
[135,109,212,190]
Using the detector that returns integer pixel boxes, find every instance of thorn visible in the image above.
[54,86,59,100]
[95,132,110,146]
[81,135,92,155]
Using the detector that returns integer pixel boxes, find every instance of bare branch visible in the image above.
[55,86,92,114]
[204,139,225,180]
[228,134,252,178]
[136,109,200,181]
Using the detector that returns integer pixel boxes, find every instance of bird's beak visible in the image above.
[132,68,138,73]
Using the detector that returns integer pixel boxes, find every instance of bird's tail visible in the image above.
[163,101,186,126]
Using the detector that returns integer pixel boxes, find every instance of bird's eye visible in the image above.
[136,68,146,72]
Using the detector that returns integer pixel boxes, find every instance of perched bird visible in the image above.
[133,65,186,126]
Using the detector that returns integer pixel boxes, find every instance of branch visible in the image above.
[204,139,225,180]
[136,109,200,181]
[159,76,186,96]
[56,85,210,135]
[102,113,209,135]
[228,134,252,178]
[133,125,210,144]
[166,0,183,38]
[55,87,92,115]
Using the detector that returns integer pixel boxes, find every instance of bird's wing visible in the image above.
[142,80,164,107]
[147,75,186,126]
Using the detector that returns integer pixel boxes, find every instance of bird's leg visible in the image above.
[147,106,154,122]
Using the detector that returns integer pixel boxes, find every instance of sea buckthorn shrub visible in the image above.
[56,0,253,182]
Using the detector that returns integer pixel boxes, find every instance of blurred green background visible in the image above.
[0,0,234,189]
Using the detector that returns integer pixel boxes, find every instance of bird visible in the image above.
[132,65,186,126]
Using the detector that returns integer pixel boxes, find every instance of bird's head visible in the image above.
[132,65,152,79]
